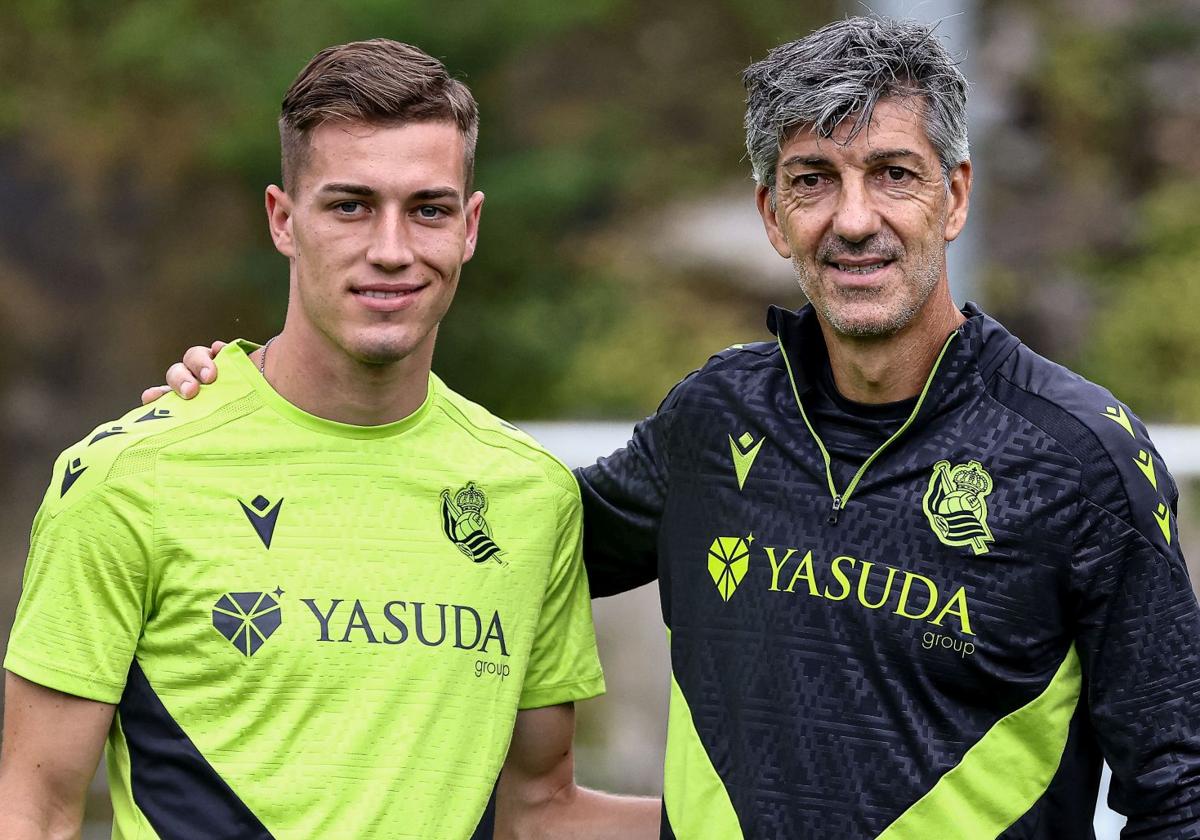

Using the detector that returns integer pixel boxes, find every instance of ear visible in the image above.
[943,160,972,242]
[756,183,792,259]
[266,185,296,258]
[461,191,485,264]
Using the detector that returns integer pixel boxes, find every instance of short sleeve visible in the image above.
[4,460,152,704]
[575,375,690,598]
[517,487,605,710]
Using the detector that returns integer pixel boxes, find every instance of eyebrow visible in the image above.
[779,149,923,169]
[318,182,374,197]
[862,148,920,165]
[317,184,462,202]
[411,187,461,202]
[779,155,833,169]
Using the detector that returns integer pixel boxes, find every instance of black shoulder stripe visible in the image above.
[990,375,1127,520]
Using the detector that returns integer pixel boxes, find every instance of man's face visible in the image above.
[757,97,970,339]
[267,120,483,366]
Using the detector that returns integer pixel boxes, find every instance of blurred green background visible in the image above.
[1,0,1198,833]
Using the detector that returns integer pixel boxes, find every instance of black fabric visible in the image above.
[120,659,272,839]
[468,780,498,839]
[577,302,1200,838]
[804,357,913,491]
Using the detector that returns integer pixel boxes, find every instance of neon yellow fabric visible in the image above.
[663,632,744,839]
[5,341,604,839]
[877,646,1081,839]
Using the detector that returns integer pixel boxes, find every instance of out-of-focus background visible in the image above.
[1,0,1198,836]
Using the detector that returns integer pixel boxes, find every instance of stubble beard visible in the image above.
[792,234,944,339]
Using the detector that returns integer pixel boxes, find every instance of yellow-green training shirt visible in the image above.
[5,341,605,839]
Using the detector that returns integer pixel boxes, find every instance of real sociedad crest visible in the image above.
[440,481,505,565]
[923,459,995,555]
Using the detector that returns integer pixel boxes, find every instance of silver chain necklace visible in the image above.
[258,336,277,377]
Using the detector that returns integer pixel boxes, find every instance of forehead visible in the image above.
[300,120,467,194]
[779,97,937,165]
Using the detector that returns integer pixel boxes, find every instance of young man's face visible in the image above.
[268,120,483,366]
[757,97,970,339]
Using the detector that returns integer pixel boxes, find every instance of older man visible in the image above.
[146,16,1200,839]
[578,16,1200,839]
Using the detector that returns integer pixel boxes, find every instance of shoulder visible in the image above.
[42,380,260,520]
[985,338,1176,549]
[431,377,579,502]
[657,340,783,412]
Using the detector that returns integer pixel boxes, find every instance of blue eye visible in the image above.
[417,206,445,219]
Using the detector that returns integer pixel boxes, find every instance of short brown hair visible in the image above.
[279,39,479,191]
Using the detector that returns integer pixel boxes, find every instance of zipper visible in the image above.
[777,329,960,525]
[828,495,843,525]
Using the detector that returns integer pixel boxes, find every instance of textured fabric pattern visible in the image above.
[6,341,604,839]
[578,304,1200,839]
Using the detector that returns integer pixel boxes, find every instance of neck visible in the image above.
[820,291,965,404]
[252,325,434,427]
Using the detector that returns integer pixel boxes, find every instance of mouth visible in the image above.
[351,284,428,311]
[356,289,418,299]
[826,258,896,276]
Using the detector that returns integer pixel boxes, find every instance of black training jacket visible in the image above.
[577,303,1200,839]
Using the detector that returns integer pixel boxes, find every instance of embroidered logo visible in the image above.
[239,495,284,549]
[89,425,127,445]
[1133,449,1157,491]
[441,482,504,564]
[923,460,995,556]
[136,407,173,423]
[1101,405,1134,437]
[708,535,752,602]
[212,591,282,656]
[60,457,87,497]
[1154,503,1172,545]
[728,432,765,491]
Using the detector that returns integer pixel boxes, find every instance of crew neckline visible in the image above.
[223,339,437,440]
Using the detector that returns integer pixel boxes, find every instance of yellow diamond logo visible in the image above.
[708,536,751,602]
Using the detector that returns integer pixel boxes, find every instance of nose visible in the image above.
[831,176,881,244]
[366,209,415,271]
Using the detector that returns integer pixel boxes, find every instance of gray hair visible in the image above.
[743,16,969,197]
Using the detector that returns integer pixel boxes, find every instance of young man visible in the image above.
[0,40,657,839]
[143,16,1200,839]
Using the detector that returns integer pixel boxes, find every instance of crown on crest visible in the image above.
[953,463,989,495]
[455,482,487,512]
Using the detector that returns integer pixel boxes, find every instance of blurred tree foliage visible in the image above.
[979,0,1200,421]
[0,0,836,438]
[0,0,1197,478]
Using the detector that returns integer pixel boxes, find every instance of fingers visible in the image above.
[140,385,172,406]
[166,362,200,399]
[183,345,218,383]
[210,340,228,357]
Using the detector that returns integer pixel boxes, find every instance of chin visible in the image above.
[820,298,920,339]
[343,334,423,366]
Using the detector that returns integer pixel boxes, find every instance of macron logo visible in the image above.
[239,495,284,549]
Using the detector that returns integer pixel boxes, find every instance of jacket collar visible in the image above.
[766,301,1021,419]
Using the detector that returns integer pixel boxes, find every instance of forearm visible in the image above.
[0,771,85,840]
[498,781,660,840]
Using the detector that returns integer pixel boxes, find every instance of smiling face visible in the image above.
[757,97,970,340]
[266,119,483,368]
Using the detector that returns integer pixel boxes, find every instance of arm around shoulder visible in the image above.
[0,671,114,840]
[495,703,660,840]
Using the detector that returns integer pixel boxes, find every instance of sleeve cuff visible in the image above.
[518,672,606,710]
[3,648,125,705]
